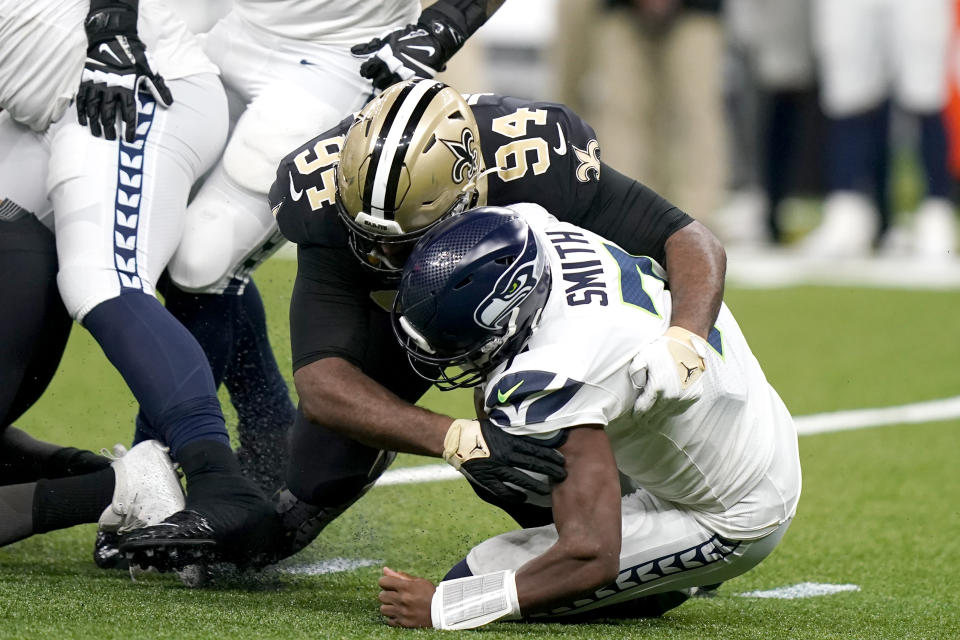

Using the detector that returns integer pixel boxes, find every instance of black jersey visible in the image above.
[271,94,690,260]
[271,94,694,373]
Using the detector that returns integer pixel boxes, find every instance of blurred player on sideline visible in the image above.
[805,0,955,258]
[379,205,801,629]
[158,0,507,496]
[0,0,275,566]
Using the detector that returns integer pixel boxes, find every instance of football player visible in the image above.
[158,0,508,496]
[378,205,801,628]
[0,0,275,567]
[232,78,725,563]
[804,0,955,257]
[0,211,117,548]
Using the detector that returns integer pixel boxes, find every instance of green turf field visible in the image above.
[2,258,959,639]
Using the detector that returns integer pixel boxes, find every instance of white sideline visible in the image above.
[376,396,960,488]
[275,244,960,290]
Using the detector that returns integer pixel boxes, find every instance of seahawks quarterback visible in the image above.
[379,205,801,629]
[261,79,726,562]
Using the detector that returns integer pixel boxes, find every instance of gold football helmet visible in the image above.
[336,79,487,278]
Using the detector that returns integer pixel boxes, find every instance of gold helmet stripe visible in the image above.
[367,80,444,220]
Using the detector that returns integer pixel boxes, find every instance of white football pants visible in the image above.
[167,11,400,294]
[465,491,793,619]
[0,73,227,321]
[813,0,953,116]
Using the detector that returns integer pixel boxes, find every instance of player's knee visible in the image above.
[223,87,343,194]
[56,264,126,321]
[167,211,234,293]
[167,246,231,293]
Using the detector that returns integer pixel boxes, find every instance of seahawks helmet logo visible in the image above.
[474,232,544,330]
[440,128,479,184]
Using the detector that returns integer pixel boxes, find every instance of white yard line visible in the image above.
[737,583,861,599]
[376,396,960,487]
[794,395,960,435]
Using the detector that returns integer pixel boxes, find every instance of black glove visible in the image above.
[443,418,567,504]
[77,1,173,142]
[350,9,467,91]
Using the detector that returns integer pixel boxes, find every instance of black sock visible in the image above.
[0,482,37,546]
[178,440,265,505]
[32,467,116,534]
[44,447,112,478]
[0,426,67,484]
[176,440,273,543]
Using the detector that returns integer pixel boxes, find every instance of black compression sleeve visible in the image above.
[289,244,374,372]
[420,0,490,54]
[577,163,693,265]
[84,0,139,42]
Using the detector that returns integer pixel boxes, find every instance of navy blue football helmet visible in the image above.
[392,206,552,389]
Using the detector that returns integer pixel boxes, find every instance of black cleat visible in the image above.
[268,489,348,564]
[264,451,397,564]
[93,530,129,570]
[119,510,218,572]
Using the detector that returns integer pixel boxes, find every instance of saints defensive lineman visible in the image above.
[157,0,507,495]
[0,0,275,564]
[191,78,724,564]
[379,205,802,629]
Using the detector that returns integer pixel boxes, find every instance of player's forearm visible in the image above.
[664,221,726,339]
[293,357,450,457]
[515,426,621,615]
[514,539,620,614]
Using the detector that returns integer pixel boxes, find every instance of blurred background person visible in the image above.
[804,0,955,260]
[552,0,727,226]
[717,0,827,248]
[942,0,960,228]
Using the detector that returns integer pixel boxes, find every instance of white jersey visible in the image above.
[482,203,801,540]
[0,0,217,131]
[232,0,418,44]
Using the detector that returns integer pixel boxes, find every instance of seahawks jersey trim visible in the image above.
[485,370,585,429]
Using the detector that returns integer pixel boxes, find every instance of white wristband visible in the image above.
[430,570,521,630]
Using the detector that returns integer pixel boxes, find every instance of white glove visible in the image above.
[629,326,708,416]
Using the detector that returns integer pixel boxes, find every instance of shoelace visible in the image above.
[99,443,129,460]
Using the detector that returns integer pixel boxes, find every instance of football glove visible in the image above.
[351,10,467,90]
[443,418,566,504]
[77,1,173,142]
[629,326,707,416]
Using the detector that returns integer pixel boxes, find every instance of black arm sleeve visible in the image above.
[84,0,139,41]
[421,0,491,54]
[289,244,374,373]
[573,163,694,265]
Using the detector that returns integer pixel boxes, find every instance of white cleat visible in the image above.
[98,440,185,534]
[799,192,878,259]
[712,188,771,249]
[913,197,957,261]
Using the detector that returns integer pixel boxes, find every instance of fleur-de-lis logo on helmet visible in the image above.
[440,128,479,184]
